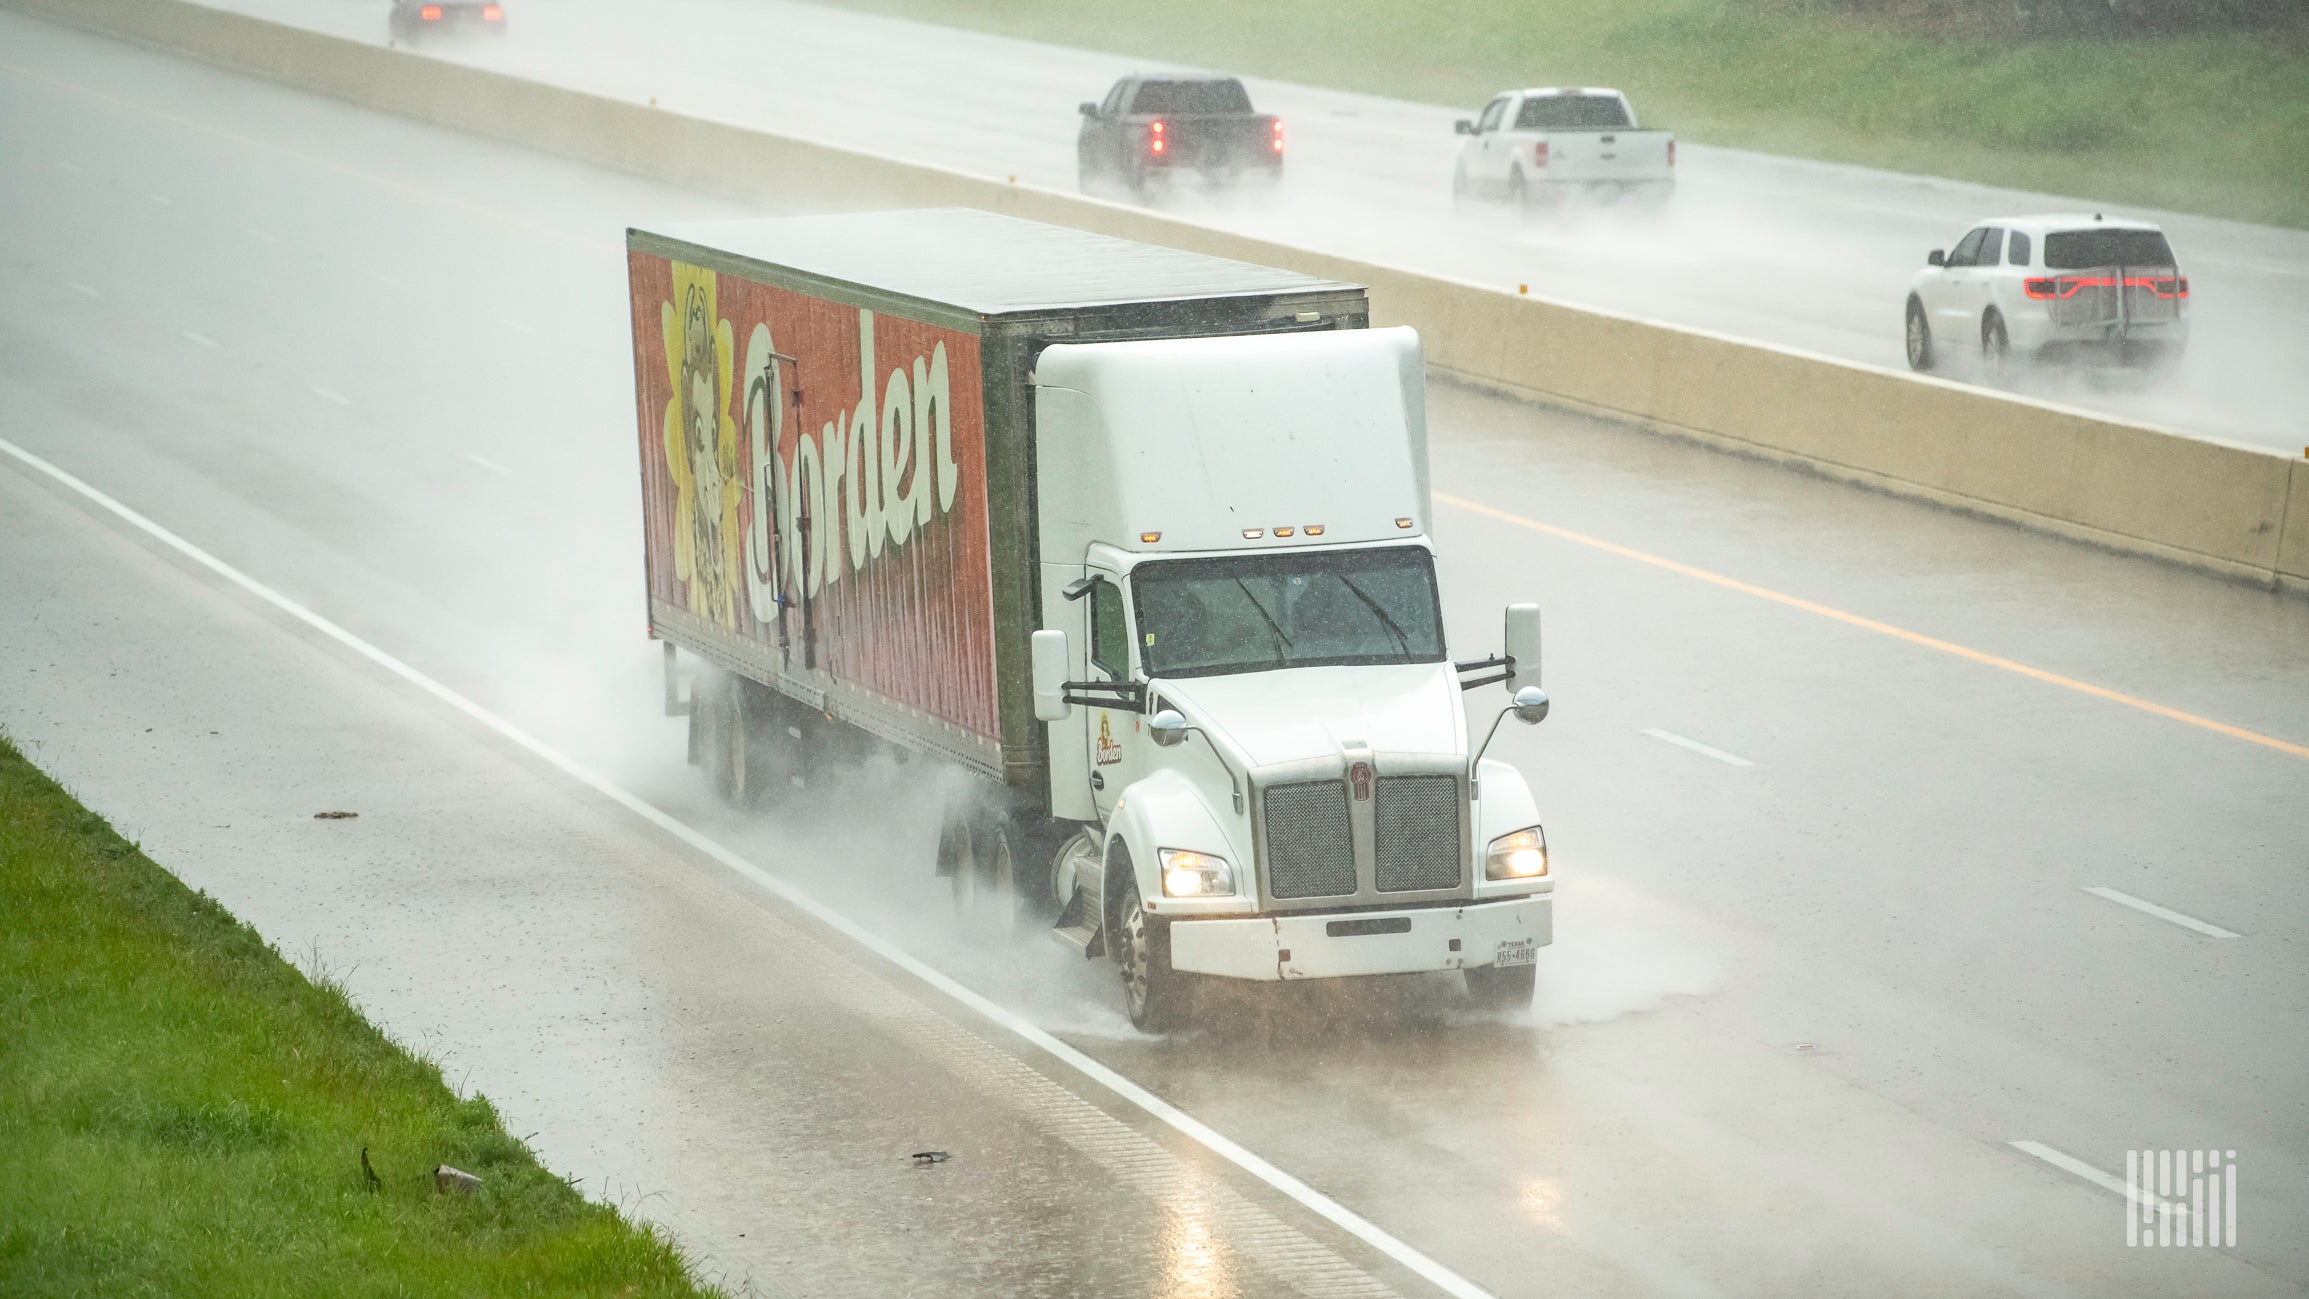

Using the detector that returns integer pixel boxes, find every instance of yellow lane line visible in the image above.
[1437,492,2309,763]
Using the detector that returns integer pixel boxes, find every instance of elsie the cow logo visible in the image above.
[739,308,962,616]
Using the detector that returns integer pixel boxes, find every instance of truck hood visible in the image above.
[1153,662,1466,770]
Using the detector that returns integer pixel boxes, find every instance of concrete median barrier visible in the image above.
[17,0,2304,592]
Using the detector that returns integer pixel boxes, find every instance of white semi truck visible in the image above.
[627,210,1554,1028]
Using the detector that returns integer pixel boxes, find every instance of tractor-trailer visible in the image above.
[627,209,1555,1028]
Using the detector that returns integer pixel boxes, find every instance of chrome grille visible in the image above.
[1262,780,1355,899]
[1373,774,1463,892]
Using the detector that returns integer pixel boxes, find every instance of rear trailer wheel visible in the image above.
[1904,298,1934,372]
[1118,876,1189,1031]
[949,812,1024,941]
[1464,963,1536,1011]
[698,672,751,807]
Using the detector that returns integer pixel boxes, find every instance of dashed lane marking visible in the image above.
[1642,728,1753,767]
[2082,887,2240,939]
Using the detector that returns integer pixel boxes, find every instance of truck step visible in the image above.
[1050,890,1104,958]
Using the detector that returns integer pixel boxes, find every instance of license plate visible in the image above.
[1494,938,1537,967]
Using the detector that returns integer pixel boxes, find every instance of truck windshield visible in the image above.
[1514,95,1632,130]
[2044,229,2175,268]
[1132,546,1445,679]
[1130,79,1254,115]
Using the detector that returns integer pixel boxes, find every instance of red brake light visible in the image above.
[419,4,440,17]
[2022,278,2056,298]
[1534,140,1550,167]
[1271,119,1284,152]
[1149,118,1165,154]
[482,3,501,16]
[1667,139,1675,167]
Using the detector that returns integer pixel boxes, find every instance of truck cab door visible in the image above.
[1082,570,1139,823]
[1475,95,1511,184]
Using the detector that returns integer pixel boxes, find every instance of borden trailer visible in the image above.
[628,209,1557,1029]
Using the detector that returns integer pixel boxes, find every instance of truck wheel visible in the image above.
[698,672,751,807]
[1117,873,1189,1031]
[949,813,1021,940]
[1904,298,1934,372]
[1507,167,1530,211]
[1981,311,2010,383]
[1464,964,1536,1012]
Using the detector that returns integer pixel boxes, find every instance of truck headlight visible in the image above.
[1485,827,1548,880]
[1159,849,1233,897]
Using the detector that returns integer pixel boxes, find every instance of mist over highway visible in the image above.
[194,0,2309,456]
[2,5,2306,1296]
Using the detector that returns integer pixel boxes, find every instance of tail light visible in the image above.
[1533,140,1550,167]
[1271,119,1284,153]
[2022,278,2056,299]
[419,4,440,17]
[482,3,501,16]
[1667,139,1675,167]
[1149,119,1165,155]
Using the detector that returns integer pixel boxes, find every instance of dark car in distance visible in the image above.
[1077,75,1283,199]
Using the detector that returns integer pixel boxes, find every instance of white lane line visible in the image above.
[0,433,1495,1299]
[145,192,174,207]
[245,225,279,243]
[181,330,218,348]
[54,159,81,173]
[308,385,354,408]
[464,453,512,476]
[2083,887,2239,939]
[497,316,536,335]
[1642,728,1753,767]
[2009,1141,2189,1217]
[68,282,100,298]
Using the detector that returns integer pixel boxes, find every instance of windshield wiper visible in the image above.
[1338,575,1411,653]
[1232,579,1291,664]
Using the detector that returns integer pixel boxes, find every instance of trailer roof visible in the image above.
[630,209,1359,318]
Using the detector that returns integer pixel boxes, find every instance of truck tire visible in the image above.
[1116,869,1189,1031]
[949,810,1022,940]
[696,671,752,807]
[1464,963,1536,1012]
[1904,297,1934,372]
[1507,167,1529,211]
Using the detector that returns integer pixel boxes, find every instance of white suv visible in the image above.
[1904,214,2189,376]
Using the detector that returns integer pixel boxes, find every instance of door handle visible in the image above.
[1090,771,1105,791]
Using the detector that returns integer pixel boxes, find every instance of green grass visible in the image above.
[822,0,2309,227]
[0,735,720,1298]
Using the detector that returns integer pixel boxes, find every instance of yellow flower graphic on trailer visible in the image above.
[662,262,741,629]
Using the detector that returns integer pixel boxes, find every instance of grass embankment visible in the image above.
[0,736,718,1298]
[827,0,2309,228]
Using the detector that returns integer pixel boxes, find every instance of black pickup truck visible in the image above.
[1076,75,1283,197]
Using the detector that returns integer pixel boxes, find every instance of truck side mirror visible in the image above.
[1503,603,1542,694]
[1454,118,1475,135]
[1149,709,1189,747]
[1927,249,1946,267]
[1079,101,1100,118]
[1032,629,1072,721]
[1510,686,1550,726]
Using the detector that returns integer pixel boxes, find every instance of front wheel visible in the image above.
[1464,963,1536,1011]
[1904,298,1934,372]
[1117,872,1189,1031]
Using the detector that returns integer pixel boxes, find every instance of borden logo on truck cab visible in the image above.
[631,253,999,745]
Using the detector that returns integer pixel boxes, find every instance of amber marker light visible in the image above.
[1304,524,1325,536]
[1273,526,1295,538]
[1242,528,1263,539]
[1395,517,1414,529]
[1140,531,1162,544]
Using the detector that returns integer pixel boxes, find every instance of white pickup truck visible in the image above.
[1453,87,1675,208]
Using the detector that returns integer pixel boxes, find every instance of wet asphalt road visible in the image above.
[188,0,2309,455]
[3,13,2307,1297]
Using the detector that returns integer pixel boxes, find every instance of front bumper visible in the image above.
[1167,894,1551,981]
